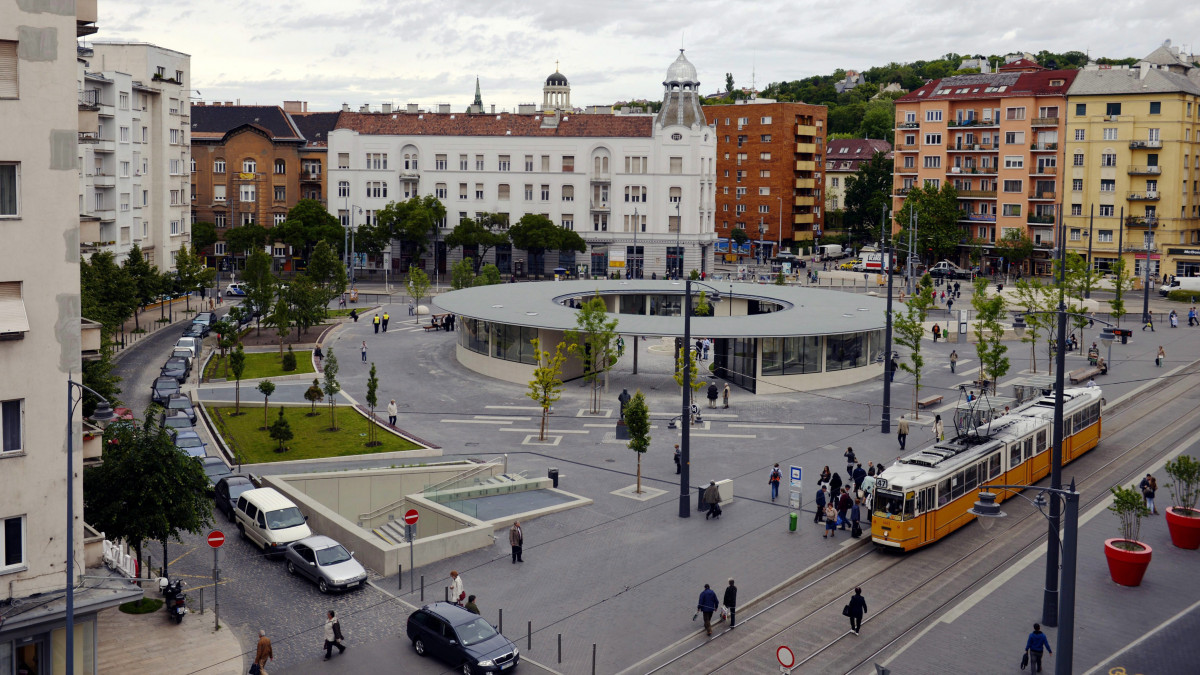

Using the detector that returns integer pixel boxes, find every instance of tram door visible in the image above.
[916,487,935,543]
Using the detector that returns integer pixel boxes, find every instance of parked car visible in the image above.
[161,357,189,383]
[214,475,255,521]
[233,488,312,557]
[182,323,207,339]
[193,311,217,326]
[407,602,520,673]
[176,336,201,354]
[170,429,206,458]
[199,456,230,488]
[165,393,196,424]
[151,376,180,405]
[170,347,195,369]
[839,259,861,271]
[284,535,368,593]
[160,410,194,431]
[226,282,247,297]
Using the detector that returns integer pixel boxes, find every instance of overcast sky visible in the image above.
[93,0,1199,112]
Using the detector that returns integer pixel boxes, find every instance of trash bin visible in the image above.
[697,486,707,512]
[547,467,559,488]
[789,512,798,532]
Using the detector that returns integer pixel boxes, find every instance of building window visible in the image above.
[498,155,511,172]
[170,220,180,235]
[525,155,534,172]
[170,189,181,205]
[831,177,839,188]
[524,184,533,200]
[213,213,226,228]
[1098,230,1114,242]
[337,181,349,198]
[925,110,943,122]
[1004,156,1024,169]
[923,156,941,168]
[1103,128,1117,141]
[1099,205,1114,216]
[760,152,771,161]
[0,162,18,217]
[271,159,283,174]
[562,156,574,172]
[435,154,447,170]
[1100,179,1115,192]
[760,134,772,142]
[760,116,772,124]
[1074,129,1085,141]
[366,153,387,170]
[1072,179,1083,191]
[1005,107,1026,120]
[1106,102,1122,116]
[562,215,574,230]
[338,153,350,169]
[562,185,574,201]
[1070,228,1082,241]
[213,185,226,202]
[475,155,485,171]
[1075,103,1086,116]
[1003,180,1023,193]
[624,186,647,203]
[758,205,769,213]
[475,184,484,200]
[498,184,510,200]
[1,399,22,453]
[1071,204,1082,216]
[1002,204,1022,217]
[274,185,286,201]
[242,159,256,174]
[669,157,683,174]
[924,133,942,145]
[240,185,255,202]
[366,181,387,198]
[1004,131,1025,145]
[540,185,550,201]
[459,183,468,200]
[214,159,226,174]
[273,213,286,226]
[1101,153,1117,167]
[903,156,915,169]
[1,515,25,570]
[435,183,447,199]
[1073,152,1084,166]
[757,186,770,196]
[1149,101,1161,115]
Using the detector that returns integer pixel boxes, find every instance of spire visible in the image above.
[555,59,559,73]
[473,77,482,108]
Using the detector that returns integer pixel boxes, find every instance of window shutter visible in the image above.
[0,41,18,98]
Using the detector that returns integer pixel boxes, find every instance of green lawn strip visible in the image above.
[204,350,314,380]
[119,598,163,614]
[206,403,419,463]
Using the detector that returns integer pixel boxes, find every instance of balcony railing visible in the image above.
[949,167,997,175]
[962,213,997,222]
[894,187,913,196]
[895,144,919,152]
[947,142,995,151]
[958,189,997,198]
[78,89,100,110]
[1129,140,1163,149]
[301,171,323,182]
[1127,165,1162,175]
[896,122,920,129]
[1124,216,1157,228]
[1127,191,1160,201]
[948,119,999,127]
[590,202,610,212]
[1031,166,1058,175]
[78,131,101,143]
[1028,190,1056,200]
[1030,142,1059,151]
[1027,214,1056,225]
[1031,117,1059,126]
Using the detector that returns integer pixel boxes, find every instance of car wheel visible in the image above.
[413,638,427,657]
[318,578,329,593]
[286,561,296,575]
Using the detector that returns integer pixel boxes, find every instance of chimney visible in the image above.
[382,103,392,114]
[490,104,496,114]
[518,103,536,114]
[1140,61,1150,79]
[438,103,451,114]
[341,103,350,112]
[359,104,371,113]
[226,101,234,106]
[407,103,418,113]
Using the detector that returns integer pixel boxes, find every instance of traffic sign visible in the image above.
[777,645,795,668]
[207,530,225,548]
[403,509,419,525]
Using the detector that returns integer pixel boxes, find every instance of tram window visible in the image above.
[1024,438,1034,460]
[964,465,978,491]
[1074,412,1083,434]
[1009,443,1022,468]
[920,487,935,513]
[904,495,915,519]
[989,454,1002,479]
[1092,402,1101,423]
[1037,430,1047,453]
[951,474,965,500]
[876,490,905,517]
[938,479,951,506]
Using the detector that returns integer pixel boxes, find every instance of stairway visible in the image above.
[372,519,408,545]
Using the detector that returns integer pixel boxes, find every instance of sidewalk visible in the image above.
[97,601,245,675]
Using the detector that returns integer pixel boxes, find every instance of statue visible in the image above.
[617,389,632,420]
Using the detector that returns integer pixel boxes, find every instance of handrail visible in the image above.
[358,496,407,524]
[424,462,494,494]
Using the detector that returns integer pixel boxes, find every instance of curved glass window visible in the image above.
[460,318,490,355]
[825,333,866,371]
[762,336,822,375]
[491,323,538,364]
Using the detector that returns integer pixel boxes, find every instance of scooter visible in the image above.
[159,577,187,624]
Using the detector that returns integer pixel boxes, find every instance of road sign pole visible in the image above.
[407,523,415,592]
[213,547,219,631]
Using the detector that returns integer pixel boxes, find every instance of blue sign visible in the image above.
[789,466,803,490]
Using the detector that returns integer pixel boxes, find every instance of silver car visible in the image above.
[284,535,367,593]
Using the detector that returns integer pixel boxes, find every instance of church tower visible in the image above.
[656,49,706,128]
[469,77,483,113]
[543,62,571,112]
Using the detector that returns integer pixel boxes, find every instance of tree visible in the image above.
[265,295,291,355]
[995,229,1034,275]
[268,408,293,452]
[242,250,275,333]
[304,378,323,415]
[210,318,237,378]
[230,346,246,414]
[83,413,212,574]
[365,362,380,446]
[1013,278,1056,374]
[81,251,137,338]
[376,195,447,261]
[859,98,896,140]
[893,282,934,418]
[526,339,567,441]
[81,348,121,418]
[407,265,431,320]
[842,151,894,244]
[475,263,503,286]
[508,214,586,277]
[322,348,341,430]
[224,223,270,257]
[673,345,705,407]
[305,240,347,309]
[1109,257,1132,327]
[191,221,218,256]
[729,227,749,248]
[256,380,276,430]
[445,213,511,274]
[694,290,712,316]
[120,244,159,333]
[971,278,1009,394]
[275,199,343,263]
[451,257,476,290]
[173,244,207,311]
[895,182,963,264]
[287,275,326,337]
[625,390,651,494]
[725,73,735,97]
[1059,252,1094,353]
[565,294,620,413]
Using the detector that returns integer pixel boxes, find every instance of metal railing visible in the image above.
[1126,191,1160,201]
[1031,117,1059,126]
[1030,142,1059,151]
[1127,165,1161,175]
[1129,140,1163,149]
[1028,190,1057,200]
[78,89,100,109]
[1027,214,1056,225]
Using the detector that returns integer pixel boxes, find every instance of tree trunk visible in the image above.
[263,398,269,430]
[636,455,642,494]
[162,540,168,579]
[235,382,241,414]
[540,406,548,441]
[913,382,920,420]
[133,306,141,332]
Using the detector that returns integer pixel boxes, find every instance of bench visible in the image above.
[422,323,440,332]
[1068,366,1102,384]
[917,395,944,409]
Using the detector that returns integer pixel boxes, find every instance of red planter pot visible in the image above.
[1104,539,1152,587]
[1165,508,1200,550]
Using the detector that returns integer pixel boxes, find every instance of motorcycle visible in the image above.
[159,577,187,624]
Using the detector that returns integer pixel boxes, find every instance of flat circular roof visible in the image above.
[433,280,887,338]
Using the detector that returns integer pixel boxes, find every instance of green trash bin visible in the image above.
[789,512,798,532]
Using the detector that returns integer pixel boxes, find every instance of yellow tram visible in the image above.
[871,387,1103,551]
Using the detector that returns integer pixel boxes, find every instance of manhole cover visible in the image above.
[605,459,616,463]
[465,442,479,447]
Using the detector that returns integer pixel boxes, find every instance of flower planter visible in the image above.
[1104,539,1152,586]
[1164,508,1200,549]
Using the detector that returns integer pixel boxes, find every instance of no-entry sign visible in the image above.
[403,509,419,525]
[777,645,795,669]
[207,530,225,548]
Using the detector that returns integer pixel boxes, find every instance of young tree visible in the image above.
[893,284,934,418]
[565,294,620,413]
[242,250,275,335]
[266,295,291,355]
[365,362,380,446]
[286,275,326,337]
[407,265,431,321]
[173,244,205,312]
[451,257,476,290]
[694,290,712,316]
[729,227,749,249]
[304,378,323,416]
[673,346,705,408]
[81,251,138,339]
[475,263,503,286]
[625,390,651,494]
[269,408,293,452]
[995,229,1034,276]
[1109,257,1132,327]
[81,348,122,418]
[230,346,246,414]
[1012,279,1055,373]
[120,244,159,332]
[526,338,567,441]
[210,318,237,378]
[305,240,348,309]
[256,380,276,430]
[444,213,511,274]
[971,278,1009,394]
[322,348,341,430]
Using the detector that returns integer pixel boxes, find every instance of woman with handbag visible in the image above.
[822,502,838,539]
[449,570,466,605]
[934,415,945,442]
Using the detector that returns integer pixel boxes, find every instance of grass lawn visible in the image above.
[119,598,163,614]
[207,403,420,463]
[325,308,359,317]
[204,350,314,380]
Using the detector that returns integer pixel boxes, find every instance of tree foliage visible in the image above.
[445,213,511,274]
[256,380,276,430]
[376,195,447,260]
[304,378,323,415]
[305,240,348,306]
[365,362,380,446]
[565,294,620,413]
[1109,257,1132,327]
[82,251,137,339]
[121,244,160,332]
[526,338,567,441]
[475,263,503,286]
[322,348,341,430]
[242,250,276,329]
[269,408,293,452]
[508,214,587,261]
[893,280,934,417]
[451,257,477,290]
[971,278,1009,393]
[407,265,431,315]
[224,223,270,257]
[265,295,291,355]
[625,390,651,494]
[81,348,121,417]
[1012,279,1056,374]
[275,199,343,262]
[729,227,748,247]
[895,182,963,264]
[842,151,894,243]
[191,221,219,256]
[995,229,1035,273]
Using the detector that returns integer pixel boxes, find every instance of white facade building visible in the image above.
[89,41,191,271]
[326,52,717,279]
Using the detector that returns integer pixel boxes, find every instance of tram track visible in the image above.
[642,361,1200,675]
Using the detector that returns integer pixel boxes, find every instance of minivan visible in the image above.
[234,488,312,557]
[408,602,520,673]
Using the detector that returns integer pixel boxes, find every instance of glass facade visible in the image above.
[825,333,867,371]
[491,323,539,364]
[761,335,822,375]
[619,294,646,315]
[460,317,490,354]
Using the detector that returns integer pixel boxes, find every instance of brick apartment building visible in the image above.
[702,100,826,259]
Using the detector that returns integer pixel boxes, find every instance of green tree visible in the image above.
[995,229,1034,275]
[673,345,705,413]
[275,199,343,262]
[304,378,323,415]
[376,195,447,261]
[625,390,651,494]
[729,227,749,248]
[451,257,476,290]
[859,98,896,139]
[1109,257,1132,327]
[407,265,431,320]
[265,296,291,355]
[305,240,348,309]
[475,263,503,286]
[286,275,326,337]
[971,278,1009,394]
[242,249,275,333]
[842,151,894,244]
[230,346,246,414]
[445,213,510,274]
[322,348,341,430]
[269,408,293,452]
[1013,279,1055,374]
[565,294,620,413]
[508,214,586,277]
[191,221,218,256]
[224,223,270,257]
[209,318,237,378]
[724,73,735,97]
[365,362,380,446]
[83,413,212,572]
[893,283,934,417]
[895,181,963,264]
[82,251,137,338]
[256,380,276,430]
[173,244,207,311]
[694,290,712,316]
[81,348,121,418]
[526,338,567,441]
[120,244,159,333]
[1059,252,1094,353]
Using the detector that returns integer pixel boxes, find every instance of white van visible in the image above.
[1159,277,1200,296]
[234,488,312,556]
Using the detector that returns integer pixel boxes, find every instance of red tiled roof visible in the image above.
[898,70,1077,102]
[998,58,1044,72]
[335,112,654,138]
[825,139,892,172]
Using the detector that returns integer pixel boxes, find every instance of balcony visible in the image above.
[78,89,100,110]
[301,171,323,182]
[1030,142,1058,151]
[948,119,999,128]
[894,187,913,196]
[796,124,817,136]
[92,173,116,187]
[1129,140,1163,149]
[951,167,997,176]
[78,131,101,144]
[1031,117,1059,127]
[794,196,814,206]
[895,144,919,152]
[947,142,988,152]
[794,178,815,189]
[79,218,100,244]
[1030,166,1058,176]
[93,139,115,153]
[1128,165,1162,175]
[590,174,610,184]
[958,189,997,198]
[94,208,116,222]
[961,213,997,222]
[794,213,815,225]
[77,0,97,37]
[795,160,816,171]
[1127,191,1160,201]
[590,202,610,212]
[1124,216,1158,228]
[81,318,103,361]
[895,122,920,129]
[795,142,816,154]
[1028,190,1056,200]
[1027,214,1056,225]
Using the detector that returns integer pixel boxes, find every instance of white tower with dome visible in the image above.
[543,63,571,111]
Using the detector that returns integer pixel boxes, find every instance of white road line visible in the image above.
[653,412,739,418]
[473,415,531,421]
[485,405,543,411]
[584,423,658,428]
[691,432,757,439]
[727,423,802,429]
[440,419,514,425]
[500,427,590,434]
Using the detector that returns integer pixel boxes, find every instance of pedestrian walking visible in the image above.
[722,383,730,409]
[254,629,274,675]
[897,415,910,450]
[934,414,945,442]
[465,595,481,615]
[947,297,954,313]
[823,502,838,538]
[703,481,722,519]
[829,471,843,497]
[846,588,868,635]
[889,355,898,382]
[1139,473,1159,514]
[314,345,323,368]
[697,584,720,636]
[703,338,711,361]
[361,341,367,363]
[707,382,719,408]
[373,313,381,333]
[674,444,681,474]
[1156,345,1165,367]
[1143,309,1155,331]
[408,301,415,317]
[851,498,863,527]
[382,311,390,332]
[932,324,940,342]
[866,461,876,477]
[387,399,397,426]
[813,485,828,523]
[1189,306,1197,327]
[844,447,857,475]
[509,521,524,562]
[323,610,346,660]
[1023,623,1053,672]
[949,350,958,373]
[1170,310,1178,328]
[722,579,738,627]
[852,463,866,490]
[768,464,782,502]
[449,570,465,604]
[837,488,852,530]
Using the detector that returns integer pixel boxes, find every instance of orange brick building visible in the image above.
[702,100,826,257]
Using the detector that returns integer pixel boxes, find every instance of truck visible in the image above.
[1159,276,1200,296]
[817,244,845,261]
[856,252,892,272]
[928,260,972,280]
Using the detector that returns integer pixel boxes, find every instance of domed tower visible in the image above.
[543,63,571,111]
[656,49,706,128]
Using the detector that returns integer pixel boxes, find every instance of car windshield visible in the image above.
[168,399,191,410]
[176,435,203,448]
[455,617,499,647]
[315,545,351,566]
[874,489,907,519]
[265,507,306,530]
[228,483,253,500]
[164,416,191,429]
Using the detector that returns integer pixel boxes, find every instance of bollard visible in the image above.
[592,644,597,675]
[398,564,402,591]
[558,634,562,663]
[789,512,798,532]
[499,608,503,634]
[199,587,204,614]
[420,575,424,602]
[445,586,449,602]
[527,621,531,651]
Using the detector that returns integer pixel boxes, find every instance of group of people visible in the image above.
[706,380,731,409]
[811,451,883,539]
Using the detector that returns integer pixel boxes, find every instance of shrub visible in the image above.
[1109,484,1150,546]
[282,345,297,371]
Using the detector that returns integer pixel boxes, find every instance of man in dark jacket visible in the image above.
[722,579,738,627]
[837,488,853,530]
[697,584,719,636]
[707,382,719,408]
[847,587,867,634]
[852,463,867,490]
[1024,623,1052,672]
[813,486,827,523]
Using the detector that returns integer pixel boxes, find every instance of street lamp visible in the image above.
[1140,221,1157,326]
[65,380,115,674]
[758,220,768,267]
[678,278,722,517]
[881,215,896,433]
[970,484,1080,675]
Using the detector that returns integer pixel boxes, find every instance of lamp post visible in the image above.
[1141,220,1156,326]
[971,485,1080,675]
[758,220,768,267]
[65,380,115,674]
[1014,313,1116,375]
[777,196,783,257]
[881,215,896,434]
[679,278,722,518]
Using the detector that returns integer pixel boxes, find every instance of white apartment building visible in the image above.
[326,51,718,279]
[88,41,191,271]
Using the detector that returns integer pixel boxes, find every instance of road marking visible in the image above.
[576,408,613,418]
[473,415,531,421]
[485,405,542,411]
[501,427,590,434]
[585,422,658,428]
[440,419,514,425]
[691,432,757,439]
[727,423,802,429]
[653,412,739,418]
[1083,596,1200,675]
